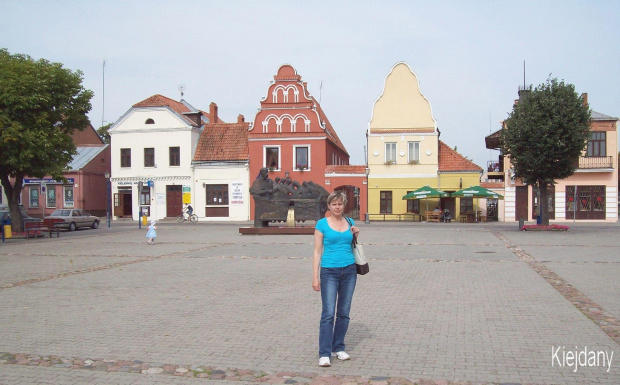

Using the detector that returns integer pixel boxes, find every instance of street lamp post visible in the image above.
[105,171,111,228]
[365,167,370,224]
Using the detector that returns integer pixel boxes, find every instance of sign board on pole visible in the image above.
[182,185,191,204]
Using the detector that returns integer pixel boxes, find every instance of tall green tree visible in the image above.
[0,49,93,231]
[97,123,112,144]
[501,78,591,226]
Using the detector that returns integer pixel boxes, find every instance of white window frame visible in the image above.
[263,145,281,170]
[293,145,311,171]
[408,141,420,163]
[385,142,397,163]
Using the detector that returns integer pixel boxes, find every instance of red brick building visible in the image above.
[248,65,367,220]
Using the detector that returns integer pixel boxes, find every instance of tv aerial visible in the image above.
[178,84,185,99]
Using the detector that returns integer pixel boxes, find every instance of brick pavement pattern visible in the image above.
[0,221,618,385]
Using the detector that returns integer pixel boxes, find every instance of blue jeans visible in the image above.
[319,263,357,357]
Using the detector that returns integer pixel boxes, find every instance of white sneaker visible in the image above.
[318,357,331,367]
[331,351,350,361]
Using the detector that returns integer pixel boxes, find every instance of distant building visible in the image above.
[367,62,482,219]
[20,122,110,217]
[248,64,367,220]
[485,93,618,222]
[193,113,250,221]
[109,95,219,220]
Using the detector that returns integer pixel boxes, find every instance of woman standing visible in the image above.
[312,191,360,367]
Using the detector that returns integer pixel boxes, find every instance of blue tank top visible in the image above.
[315,217,355,268]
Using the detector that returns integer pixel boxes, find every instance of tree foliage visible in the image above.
[501,78,591,225]
[0,49,93,231]
[97,123,112,144]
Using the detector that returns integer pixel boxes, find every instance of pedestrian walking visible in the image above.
[146,220,157,245]
[312,191,360,367]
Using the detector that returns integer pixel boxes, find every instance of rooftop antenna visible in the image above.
[523,60,526,89]
[319,81,323,103]
[101,59,106,129]
[178,84,185,100]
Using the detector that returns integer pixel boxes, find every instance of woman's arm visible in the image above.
[312,230,323,291]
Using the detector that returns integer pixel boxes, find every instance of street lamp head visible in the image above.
[365,167,370,176]
[104,171,110,179]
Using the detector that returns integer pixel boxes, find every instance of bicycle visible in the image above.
[176,212,198,223]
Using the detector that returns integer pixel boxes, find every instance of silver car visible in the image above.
[46,209,100,231]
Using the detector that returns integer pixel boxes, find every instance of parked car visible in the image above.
[0,205,43,232]
[45,209,100,231]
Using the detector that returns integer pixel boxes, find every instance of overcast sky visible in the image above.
[2,1,619,168]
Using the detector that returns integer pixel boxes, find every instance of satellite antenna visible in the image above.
[178,84,185,99]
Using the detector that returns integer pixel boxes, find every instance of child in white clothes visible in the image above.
[146,220,157,245]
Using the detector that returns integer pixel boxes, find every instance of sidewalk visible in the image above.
[0,221,618,384]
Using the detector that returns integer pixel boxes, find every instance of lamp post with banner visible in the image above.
[137,181,143,229]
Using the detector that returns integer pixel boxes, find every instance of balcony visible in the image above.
[575,156,614,170]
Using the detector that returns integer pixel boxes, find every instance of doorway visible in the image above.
[166,185,183,217]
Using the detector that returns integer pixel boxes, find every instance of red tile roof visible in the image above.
[325,165,368,174]
[314,100,349,156]
[194,122,249,162]
[133,94,224,125]
[133,94,192,113]
[438,140,482,172]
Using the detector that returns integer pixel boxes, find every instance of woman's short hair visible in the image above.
[327,190,347,206]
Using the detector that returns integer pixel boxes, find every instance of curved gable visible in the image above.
[369,62,436,131]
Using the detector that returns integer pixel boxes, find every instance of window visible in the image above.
[380,191,392,213]
[206,184,229,205]
[140,186,151,206]
[294,146,309,170]
[144,148,155,167]
[587,132,606,157]
[406,193,420,213]
[145,118,155,124]
[566,185,606,220]
[408,142,420,163]
[205,184,229,217]
[63,186,74,208]
[460,198,473,213]
[265,147,280,170]
[385,142,396,163]
[29,186,39,208]
[169,147,180,166]
[121,148,131,168]
[46,185,56,208]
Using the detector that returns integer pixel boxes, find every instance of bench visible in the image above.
[425,211,441,222]
[24,219,63,238]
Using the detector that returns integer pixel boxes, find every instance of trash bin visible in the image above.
[518,218,524,230]
[536,215,542,225]
[142,215,147,226]
[2,219,12,239]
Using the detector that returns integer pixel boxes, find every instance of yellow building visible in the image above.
[367,62,482,219]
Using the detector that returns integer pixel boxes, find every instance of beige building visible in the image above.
[367,62,482,219]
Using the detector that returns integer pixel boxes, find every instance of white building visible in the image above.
[108,95,219,221]
[192,114,250,221]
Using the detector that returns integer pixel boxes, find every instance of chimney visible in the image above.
[209,102,218,123]
[237,114,245,123]
[581,93,588,106]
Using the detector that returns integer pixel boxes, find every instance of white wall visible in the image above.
[193,164,250,221]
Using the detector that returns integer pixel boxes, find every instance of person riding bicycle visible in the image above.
[184,204,193,217]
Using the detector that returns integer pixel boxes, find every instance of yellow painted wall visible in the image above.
[369,63,436,130]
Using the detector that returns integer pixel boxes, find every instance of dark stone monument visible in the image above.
[248,167,329,229]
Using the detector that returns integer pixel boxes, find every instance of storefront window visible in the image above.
[46,186,56,208]
[64,186,74,208]
[29,187,39,208]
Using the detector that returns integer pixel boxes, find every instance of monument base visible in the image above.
[239,226,315,235]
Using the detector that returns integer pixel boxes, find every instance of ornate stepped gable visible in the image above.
[250,65,348,156]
